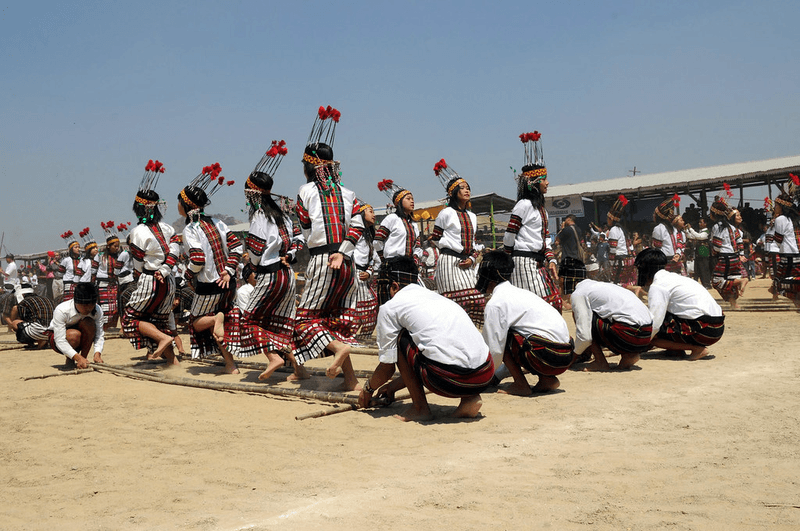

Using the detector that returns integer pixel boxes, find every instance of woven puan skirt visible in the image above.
[510,254,562,312]
[188,281,236,359]
[122,272,176,351]
[294,253,358,364]
[241,265,296,357]
[435,253,486,326]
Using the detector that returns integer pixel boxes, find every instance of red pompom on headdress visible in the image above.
[722,182,734,199]
[252,140,288,178]
[432,158,461,191]
[672,193,681,209]
[518,130,545,174]
[187,162,228,198]
[619,194,629,206]
[139,159,166,193]
[790,173,800,186]
[308,104,341,148]
[377,178,394,192]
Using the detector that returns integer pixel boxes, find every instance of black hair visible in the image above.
[73,282,98,306]
[392,189,414,220]
[634,247,668,287]
[241,263,255,283]
[178,185,210,223]
[476,250,515,293]
[302,143,334,182]
[657,218,675,235]
[132,189,163,224]
[381,256,419,287]
[446,177,470,210]
[517,164,546,208]
[247,172,286,225]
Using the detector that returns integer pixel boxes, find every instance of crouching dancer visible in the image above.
[358,256,494,421]
[571,278,653,371]
[46,282,105,369]
[634,248,724,360]
[478,251,575,396]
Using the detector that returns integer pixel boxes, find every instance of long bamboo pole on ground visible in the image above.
[90,363,362,405]
[189,356,383,380]
[22,358,167,380]
[295,392,414,421]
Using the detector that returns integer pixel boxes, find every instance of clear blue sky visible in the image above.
[2,1,799,254]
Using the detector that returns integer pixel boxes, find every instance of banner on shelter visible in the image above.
[545,195,584,217]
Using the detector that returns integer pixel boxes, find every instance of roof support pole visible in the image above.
[490,197,496,249]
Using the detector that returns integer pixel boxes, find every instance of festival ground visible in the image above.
[1,278,798,530]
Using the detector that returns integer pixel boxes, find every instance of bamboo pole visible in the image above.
[189,356,382,379]
[23,368,95,380]
[295,392,413,421]
[90,363,363,405]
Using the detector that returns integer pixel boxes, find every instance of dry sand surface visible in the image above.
[1,278,799,530]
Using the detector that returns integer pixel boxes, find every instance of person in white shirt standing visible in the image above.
[479,251,574,396]
[652,195,687,275]
[374,179,421,304]
[634,248,725,361]
[46,282,104,369]
[358,256,494,422]
[3,254,19,291]
[571,278,653,372]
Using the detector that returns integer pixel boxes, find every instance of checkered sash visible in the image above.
[197,219,227,277]
[505,330,576,376]
[98,281,119,322]
[591,312,652,355]
[399,330,494,398]
[656,312,725,347]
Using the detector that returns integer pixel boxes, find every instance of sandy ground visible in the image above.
[1,278,799,531]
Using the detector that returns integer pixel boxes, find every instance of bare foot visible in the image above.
[582,359,611,372]
[151,336,173,359]
[617,354,640,370]
[212,315,225,342]
[287,364,310,382]
[393,405,434,422]
[216,363,240,375]
[530,375,560,393]
[687,346,710,361]
[497,382,533,396]
[453,395,483,418]
[258,354,284,380]
[326,345,351,379]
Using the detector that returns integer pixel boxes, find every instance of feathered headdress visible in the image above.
[655,193,680,222]
[60,230,78,250]
[135,159,166,212]
[710,196,733,220]
[188,162,234,196]
[775,173,800,209]
[116,222,132,239]
[518,131,546,183]
[433,158,466,196]
[100,220,120,244]
[608,194,629,222]
[306,105,341,149]
[377,178,411,207]
[252,140,288,178]
[303,106,343,189]
[79,227,97,251]
[138,159,165,194]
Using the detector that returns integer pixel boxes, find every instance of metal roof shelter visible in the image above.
[546,155,800,220]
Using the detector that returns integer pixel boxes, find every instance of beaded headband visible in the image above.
[447,177,467,195]
[377,179,411,206]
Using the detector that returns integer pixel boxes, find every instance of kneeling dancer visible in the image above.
[571,278,653,371]
[479,251,575,396]
[634,248,724,360]
[358,256,495,421]
[46,282,105,369]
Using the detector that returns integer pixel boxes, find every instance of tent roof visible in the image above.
[547,155,800,201]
